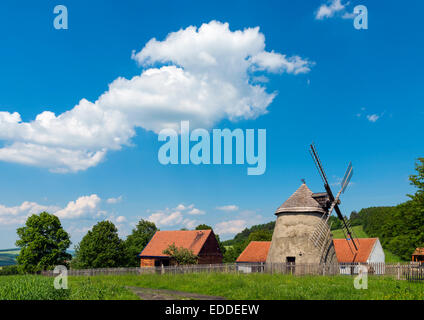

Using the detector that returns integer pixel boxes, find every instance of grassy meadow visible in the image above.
[0,275,138,300]
[1,273,423,300]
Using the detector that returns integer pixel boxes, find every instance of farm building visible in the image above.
[333,238,385,274]
[139,230,223,267]
[236,238,385,274]
[236,241,271,273]
[266,183,337,266]
[412,248,424,263]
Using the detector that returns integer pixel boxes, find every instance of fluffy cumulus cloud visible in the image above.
[0,194,103,225]
[106,196,123,204]
[54,194,102,219]
[214,209,266,237]
[0,201,60,225]
[315,0,354,20]
[0,21,312,173]
[146,203,204,228]
[214,220,247,235]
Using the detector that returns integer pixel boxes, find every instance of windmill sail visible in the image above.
[308,144,359,254]
[341,162,353,193]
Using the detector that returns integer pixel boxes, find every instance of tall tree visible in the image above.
[16,212,71,273]
[409,157,424,203]
[123,219,157,267]
[73,221,124,269]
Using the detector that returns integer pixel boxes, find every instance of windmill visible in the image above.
[308,143,359,262]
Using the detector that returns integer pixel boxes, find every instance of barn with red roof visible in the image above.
[139,230,223,267]
[236,237,385,274]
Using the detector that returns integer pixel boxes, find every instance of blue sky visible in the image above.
[0,0,423,248]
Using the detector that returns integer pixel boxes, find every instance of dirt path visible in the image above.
[126,286,226,300]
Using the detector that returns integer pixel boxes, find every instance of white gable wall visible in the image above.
[367,238,385,263]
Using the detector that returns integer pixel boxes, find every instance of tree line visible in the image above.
[10,157,424,272]
[12,215,228,272]
[349,158,424,261]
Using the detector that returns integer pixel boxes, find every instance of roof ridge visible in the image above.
[275,183,325,214]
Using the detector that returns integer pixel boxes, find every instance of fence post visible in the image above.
[397,263,400,280]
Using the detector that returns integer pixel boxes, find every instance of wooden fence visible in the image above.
[41,262,423,280]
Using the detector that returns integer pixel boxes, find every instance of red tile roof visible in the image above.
[413,248,424,256]
[333,238,378,263]
[140,230,213,257]
[236,241,271,263]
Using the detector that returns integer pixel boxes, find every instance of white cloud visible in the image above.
[216,205,239,212]
[0,21,312,173]
[0,194,102,226]
[366,114,380,122]
[214,209,267,237]
[106,196,123,204]
[148,210,183,227]
[0,201,60,225]
[146,203,205,228]
[214,220,247,235]
[187,208,205,215]
[315,0,349,20]
[116,215,127,223]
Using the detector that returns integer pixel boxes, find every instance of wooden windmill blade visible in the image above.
[309,144,359,251]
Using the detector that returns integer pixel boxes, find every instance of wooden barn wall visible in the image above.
[198,232,223,264]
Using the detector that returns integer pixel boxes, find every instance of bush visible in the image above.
[0,265,21,276]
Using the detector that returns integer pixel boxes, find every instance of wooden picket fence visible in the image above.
[41,262,424,280]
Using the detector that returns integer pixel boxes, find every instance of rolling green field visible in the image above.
[1,273,423,300]
[331,226,405,263]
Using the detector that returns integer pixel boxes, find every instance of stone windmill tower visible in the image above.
[266,182,337,265]
[267,144,357,268]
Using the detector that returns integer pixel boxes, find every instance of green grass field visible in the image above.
[1,273,423,300]
[0,275,138,300]
[331,226,405,263]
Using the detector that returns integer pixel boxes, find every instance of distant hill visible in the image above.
[0,248,20,267]
[222,221,275,246]
[0,248,75,267]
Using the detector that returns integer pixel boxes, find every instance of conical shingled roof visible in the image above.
[275,183,325,215]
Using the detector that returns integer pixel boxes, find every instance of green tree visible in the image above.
[162,243,198,265]
[195,224,212,230]
[15,212,71,273]
[73,221,124,269]
[123,219,157,267]
[247,230,272,242]
[409,158,424,203]
[223,241,248,263]
[328,216,342,230]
